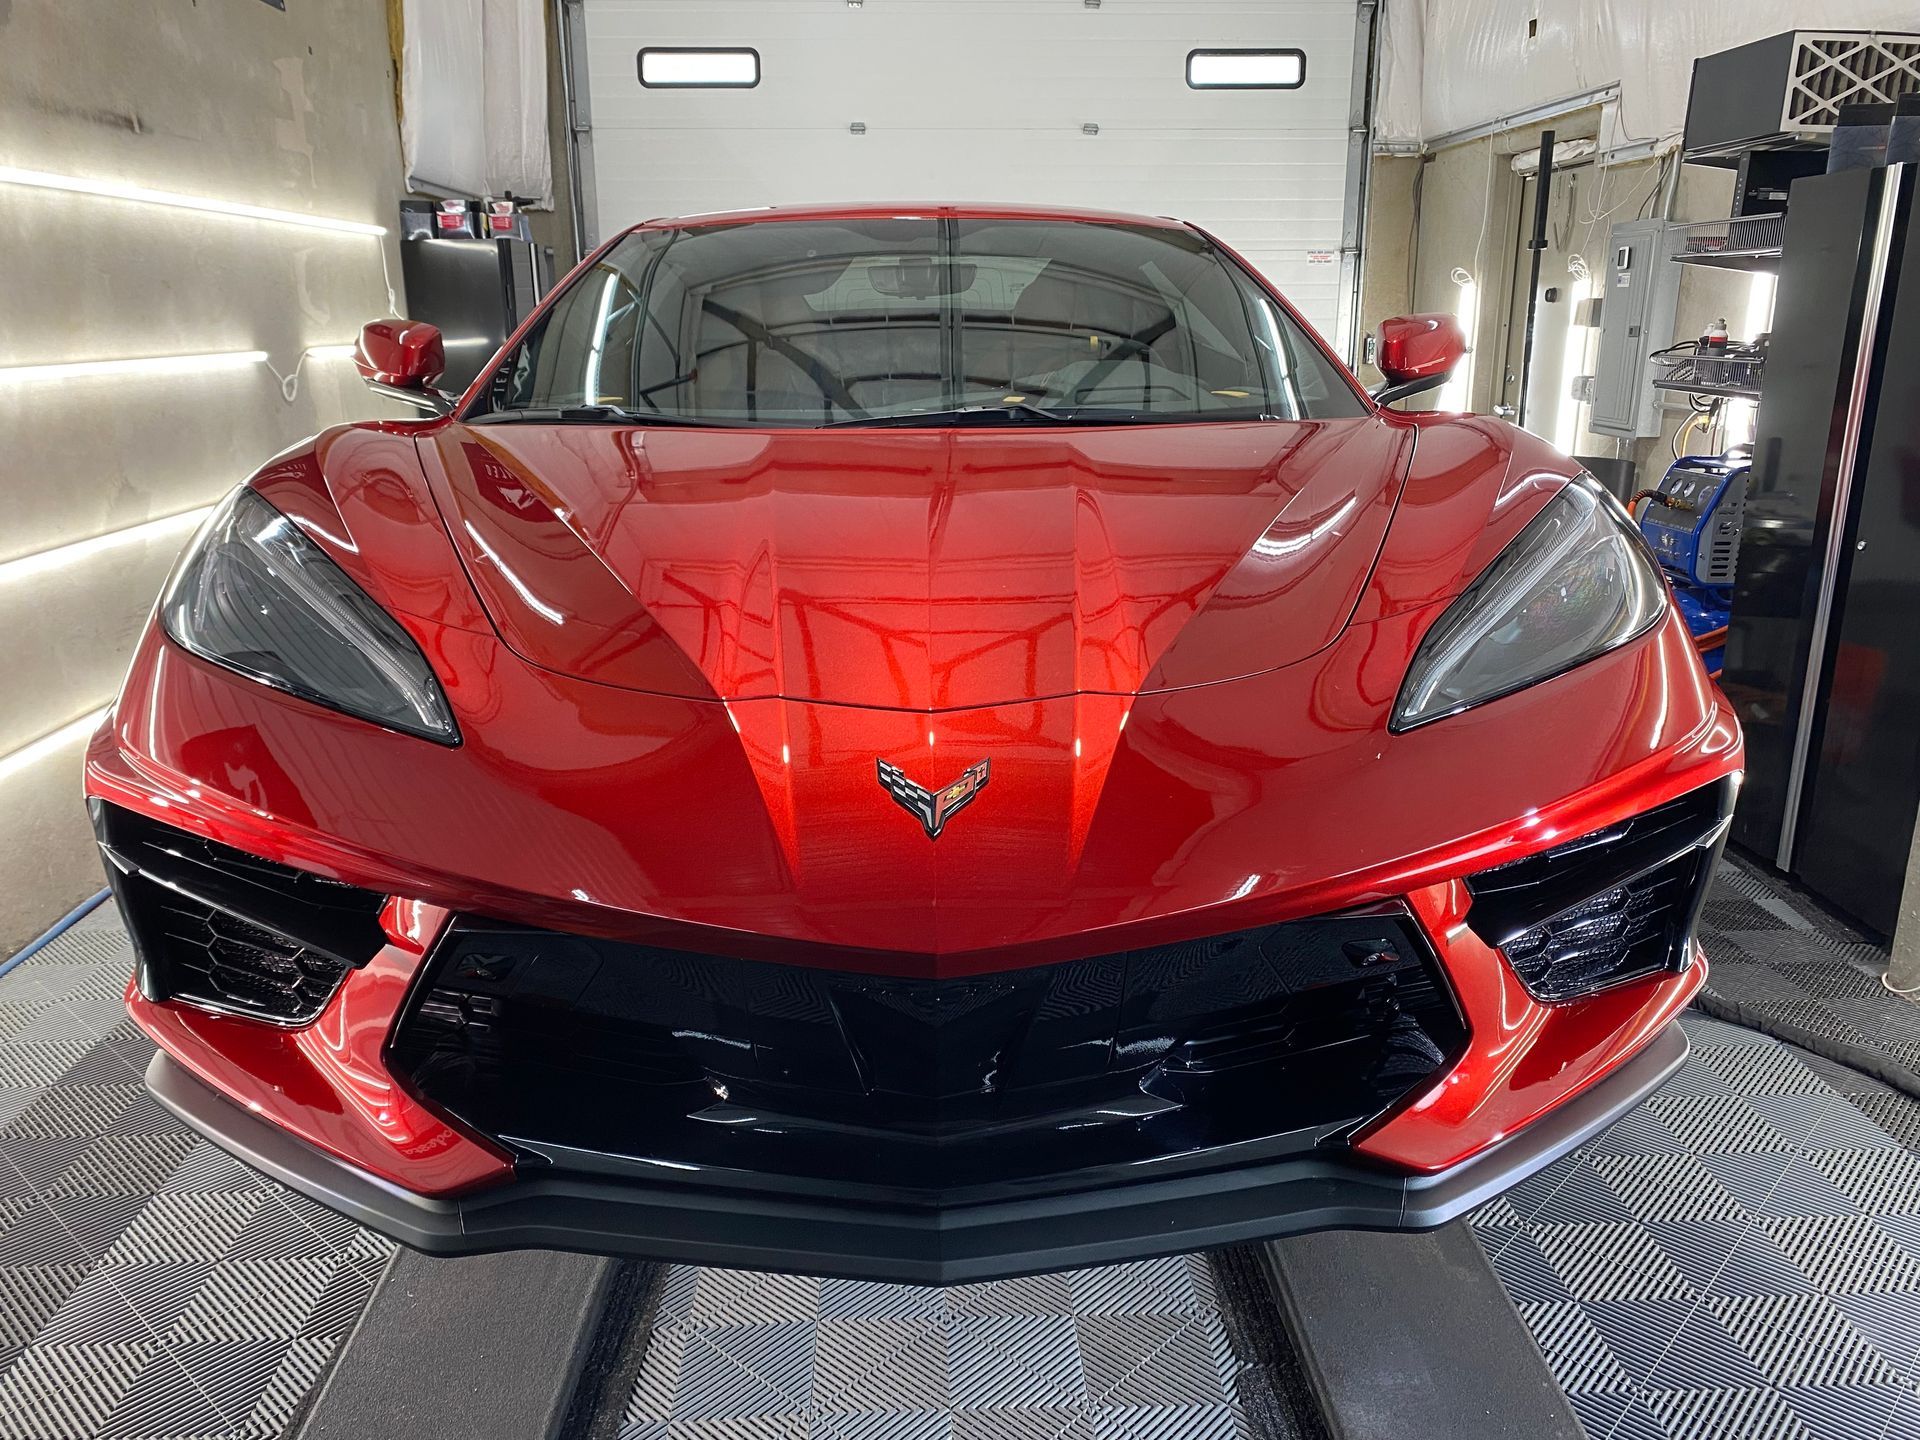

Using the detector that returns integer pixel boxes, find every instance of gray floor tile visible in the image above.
[0,907,393,1440]
[1481,856,1920,1440]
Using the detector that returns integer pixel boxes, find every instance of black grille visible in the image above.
[145,889,352,1023]
[389,911,1467,1203]
[92,801,387,1026]
[1466,779,1734,1002]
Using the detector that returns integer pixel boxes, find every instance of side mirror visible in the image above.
[1371,314,1468,407]
[354,319,452,415]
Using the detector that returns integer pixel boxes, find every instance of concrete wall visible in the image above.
[0,0,412,955]
[1402,131,1524,416]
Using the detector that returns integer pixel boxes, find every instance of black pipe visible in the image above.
[1516,128,1555,431]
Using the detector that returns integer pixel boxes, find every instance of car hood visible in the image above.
[418,418,1414,709]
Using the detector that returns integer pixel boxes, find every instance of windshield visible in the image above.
[481,217,1365,426]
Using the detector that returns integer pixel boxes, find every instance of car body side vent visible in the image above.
[1465,778,1735,1002]
[91,800,389,1026]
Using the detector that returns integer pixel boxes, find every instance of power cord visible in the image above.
[265,238,400,403]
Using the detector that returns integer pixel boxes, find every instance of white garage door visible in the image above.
[573,0,1361,343]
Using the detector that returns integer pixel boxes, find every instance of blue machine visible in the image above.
[1634,453,1748,678]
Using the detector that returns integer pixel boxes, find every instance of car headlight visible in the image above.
[1392,478,1668,731]
[162,488,459,744]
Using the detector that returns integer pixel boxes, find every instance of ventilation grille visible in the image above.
[151,892,352,1024]
[92,801,387,1027]
[1700,472,1747,588]
[1786,34,1920,129]
[1466,780,1734,1004]
[389,910,1469,1200]
[1500,852,1705,1002]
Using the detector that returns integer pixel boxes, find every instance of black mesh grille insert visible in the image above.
[389,911,1467,1202]
[1496,850,1707,1001]
[92,802,387,1026]
[146,887,352,1023]
[1466,780,1734,1003]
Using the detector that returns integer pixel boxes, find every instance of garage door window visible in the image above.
[489,217,1361,425]
[1186,49,1306,89]
[638,48,760,88]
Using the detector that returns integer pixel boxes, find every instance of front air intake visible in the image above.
[1465,779,1735,1002]
[91,801,388,1026]
[135,887,355,1023]
[388,908,1468,1201]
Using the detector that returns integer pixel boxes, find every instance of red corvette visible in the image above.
[86,204,1739,1283]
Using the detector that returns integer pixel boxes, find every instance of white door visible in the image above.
[575,0,1359,339]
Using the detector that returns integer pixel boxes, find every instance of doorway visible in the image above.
[1497,161,1597,451]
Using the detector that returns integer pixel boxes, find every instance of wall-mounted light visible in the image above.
[304,344,359,362]
[0,506,214,587]
[0,165,387,237]
[1556,277,1593,454]
[0,706,110,786]
[0,350,269,385]
[1437,274,1478,413]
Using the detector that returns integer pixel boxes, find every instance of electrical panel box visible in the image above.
[1591,219,1685,439]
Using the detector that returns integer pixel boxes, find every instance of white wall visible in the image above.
[0,0,412,954]
[1379,0,1920,146]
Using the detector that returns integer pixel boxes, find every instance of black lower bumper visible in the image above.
[145,1022,1685,1284]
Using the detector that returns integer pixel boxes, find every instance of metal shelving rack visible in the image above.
[1651,351,1766,401]
[1668,213,1786,271]
[1651,214,1782,423]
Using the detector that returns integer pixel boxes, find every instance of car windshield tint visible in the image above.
[487,217,1364,425]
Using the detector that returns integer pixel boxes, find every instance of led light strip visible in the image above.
[0,165,387,236]
[0,706,111,786]
[0,350,269,385]
[0,506,216,586]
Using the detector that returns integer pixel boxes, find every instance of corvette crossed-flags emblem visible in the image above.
[875,757,991,840]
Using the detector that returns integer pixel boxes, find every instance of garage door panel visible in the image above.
[586,77,1350,135]
[587,138,1348,211]
[586,2,1352,122]
[587,55,1349,135]
[580,0,1358,333]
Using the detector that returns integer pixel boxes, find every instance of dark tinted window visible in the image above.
[492,217,1363,425]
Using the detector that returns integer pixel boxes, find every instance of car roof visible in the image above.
[631,201,1192,232]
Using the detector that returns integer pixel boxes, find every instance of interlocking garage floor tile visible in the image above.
[1700,855,1920,1087]
[0,903,395,1440]
[1477,1014,1920,1440]
[619,1253,1252,1439]
[1479,857,1920,1440]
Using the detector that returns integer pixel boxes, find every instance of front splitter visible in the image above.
[145,1022,1686,1285]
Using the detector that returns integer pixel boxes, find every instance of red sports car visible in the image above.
[86,204,1739,1283]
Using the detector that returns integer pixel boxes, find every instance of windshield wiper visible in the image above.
[471,405,728,427]
[827,403,1079,428]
